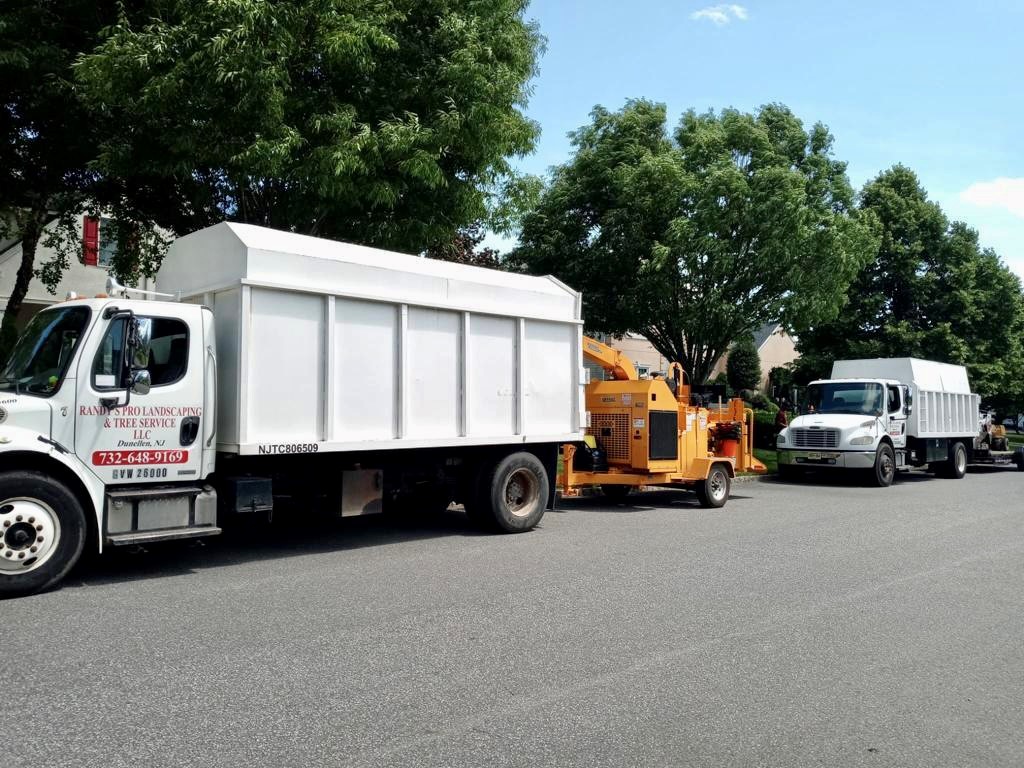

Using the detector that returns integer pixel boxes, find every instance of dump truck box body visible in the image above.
[830,358,979,438]
[157,223,585,456]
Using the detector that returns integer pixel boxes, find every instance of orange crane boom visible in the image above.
[582,336,638,381]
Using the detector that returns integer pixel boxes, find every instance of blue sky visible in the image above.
[498,0,1024,277]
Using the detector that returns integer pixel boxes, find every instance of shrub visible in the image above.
[752,408,781,449]
[727,336,762,391]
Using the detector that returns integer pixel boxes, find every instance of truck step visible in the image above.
[107,485,204,500]
[106,526,221,546]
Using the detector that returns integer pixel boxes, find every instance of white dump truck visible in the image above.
[0,223,585,597]
[775,357,1017,486]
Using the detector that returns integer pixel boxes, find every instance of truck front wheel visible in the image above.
[483,452,548,533]
[870,444,896,487]
[0,471,86,599]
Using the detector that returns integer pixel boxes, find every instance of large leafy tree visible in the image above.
[75,0,543,253]
[424,223,501,269]
[511,100,877,383]
[795,166,1024,406]
[0,1,116,357]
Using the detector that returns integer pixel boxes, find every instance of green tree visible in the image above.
[726,335,761,391]
[0,1,113,357]
[510,100,877,383]
[794,166,1024,405]
[75,0,543,254]
[424,223,502,269]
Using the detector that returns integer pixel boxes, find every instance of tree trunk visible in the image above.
[0,211,45,363]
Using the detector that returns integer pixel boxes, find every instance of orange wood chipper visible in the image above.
[559,337,765,507]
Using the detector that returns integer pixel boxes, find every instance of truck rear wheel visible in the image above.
[482,452,548,533]
[0,471,86,599]
[940,442,967,479]
[695,464,731,508]
[870,444,896,487]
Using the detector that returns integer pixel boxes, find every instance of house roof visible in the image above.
[752,322,781,350]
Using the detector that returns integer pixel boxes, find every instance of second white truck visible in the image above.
[777,357,1023,486]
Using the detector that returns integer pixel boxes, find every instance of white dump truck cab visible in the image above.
[776,378,911,485]
[0,296,217,597]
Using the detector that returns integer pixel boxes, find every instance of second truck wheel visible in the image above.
[870,444,896,487]
[482,452,548,533]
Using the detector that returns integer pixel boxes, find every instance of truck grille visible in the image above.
[791,428,839,449]
[588,414,631,461]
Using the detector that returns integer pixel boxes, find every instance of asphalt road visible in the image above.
[3,467,1024,768]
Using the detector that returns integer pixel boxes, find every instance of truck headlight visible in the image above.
[776,433,786,446]
[849,435,874,446]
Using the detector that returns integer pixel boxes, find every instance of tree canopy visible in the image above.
[795,166,1024,407]
[0,1,121,356]
[510,100,877,383]
[75,0,544,253]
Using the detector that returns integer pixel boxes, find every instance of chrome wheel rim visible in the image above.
[709,470,728,502]
[0,497,60,574]
[955,448,966,474]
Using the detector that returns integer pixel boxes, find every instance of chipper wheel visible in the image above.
[695,464,731,508]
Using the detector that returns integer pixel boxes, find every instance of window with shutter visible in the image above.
[82,216,99,266]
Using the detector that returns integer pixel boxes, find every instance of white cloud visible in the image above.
[691,4,749,25]
[960,177,1024,218]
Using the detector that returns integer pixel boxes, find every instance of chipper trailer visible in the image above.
[0,222,588,598]
[559,336,766,506]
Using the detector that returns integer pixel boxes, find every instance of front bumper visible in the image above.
[777,448,877,470]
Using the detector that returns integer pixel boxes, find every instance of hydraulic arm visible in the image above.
[583,336,637,381]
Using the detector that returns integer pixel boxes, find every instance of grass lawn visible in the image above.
[752,448,778,474]
[1007,433,1024,448]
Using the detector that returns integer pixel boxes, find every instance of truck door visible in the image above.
[886,384,907,449]
[75,305,207,484]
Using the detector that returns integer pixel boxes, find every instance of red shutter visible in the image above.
[83,216,99,266]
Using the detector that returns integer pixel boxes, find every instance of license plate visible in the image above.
[807,452,821,460]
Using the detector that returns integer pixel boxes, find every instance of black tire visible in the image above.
[0,471,86,599]
[482,452,549,533]
[601,484,632,502]
[870,443,896,487]
[777,463,802,481]
[940,442,968,479]
[695,464,731,508]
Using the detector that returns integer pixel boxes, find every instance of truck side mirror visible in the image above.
[904,389,913,416]
[131,369,151,396]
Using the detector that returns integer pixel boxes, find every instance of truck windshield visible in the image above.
[806,382,884,416]
[0,306,91,397]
